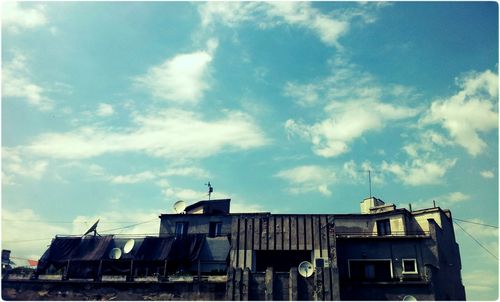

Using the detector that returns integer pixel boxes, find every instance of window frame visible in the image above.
[347,259,394,280]
[402,258,418,274]
[209,221,223,237]
[175,222,188,236]
[376,219,391,236]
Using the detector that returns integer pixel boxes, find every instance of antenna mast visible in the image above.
[206,181,214,200]
[359,170,374,198]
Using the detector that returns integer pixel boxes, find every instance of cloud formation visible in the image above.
[421,70,498,156]
[2,148,48,185]
[20,109,267,160]
[2,2,47,33]
[199,2,354,47]
[275,165,337,196]
[96,103,114,117]
[381,158,457,186]
[286,100,418,157]
[134,39,218,104]
[2,52,53,110]
[480,170,495,179]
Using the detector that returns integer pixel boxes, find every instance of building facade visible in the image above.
[21,196,466,300]
[158,197,466,300]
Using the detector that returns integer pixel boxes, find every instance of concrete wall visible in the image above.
[335,213,406,235]
[2,279,226,301]
[159,215,232,236]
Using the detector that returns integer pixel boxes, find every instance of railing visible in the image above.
[335,231,430,238]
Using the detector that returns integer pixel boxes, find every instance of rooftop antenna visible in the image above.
[359,170,376,198]
[205,181,214,200]
[82,219,100,237]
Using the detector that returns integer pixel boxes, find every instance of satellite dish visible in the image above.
[123,239,135,254]
[83,219,100,237]
[173,200,186,214]
[109,247,122,259]
[403,295,417,301]
[298,261,314,278]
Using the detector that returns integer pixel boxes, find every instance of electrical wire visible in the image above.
[3,218,159,243]
[454,221,499,262]
[453,218,498,229]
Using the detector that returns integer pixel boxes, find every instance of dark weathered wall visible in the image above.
[230,215,334,270]
[2,279,226,301]
[427,216,466,300]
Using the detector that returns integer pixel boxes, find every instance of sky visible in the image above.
[1,1,498,300]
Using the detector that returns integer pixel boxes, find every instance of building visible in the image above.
[12,196,465,300]
[159,197,466,300]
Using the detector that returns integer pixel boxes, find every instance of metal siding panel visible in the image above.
[254,217,261,251]
[306,215,313,250]
[261,217,269,250]
[232,217,240,267]
[291,216,298,250]
[276,216,283,250]
[247,217,254,251]
[298,215,305,250]
[283,216,290,250]
[239,218,247,268]
[313,216,321,253]
[268,216,275,250]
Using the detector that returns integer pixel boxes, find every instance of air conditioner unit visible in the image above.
[315,258,329,268]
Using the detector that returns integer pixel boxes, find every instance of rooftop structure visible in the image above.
[13,196,465,300]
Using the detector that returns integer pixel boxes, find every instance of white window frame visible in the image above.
[347,259,394,279]
[402,258,418,274]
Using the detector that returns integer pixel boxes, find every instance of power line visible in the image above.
[3,218,159,244]
[98,218,158,233]
[454,218,498,229]
[454,221,498,262]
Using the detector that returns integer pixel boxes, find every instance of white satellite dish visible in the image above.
[298,261,314,278]
[123,239,135,254]
[403,295,417,301]
[109,247,122,259]
[173,200,186,214]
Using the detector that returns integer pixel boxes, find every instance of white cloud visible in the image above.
[403,130,453,158]
[2,2,47,33]
[420,70,498,156]
[2,148,48,185]
[462,270,499,300]
[480,170,495,179]
[381,158,457,186]
[2,52,53,110]
[110,171,156,184]
[284,82,320,106]
[275,165,337,196]
[199,2,351,47]
[104,166,209,184]
[96,103,114,117]
[21,109,268,160]
[286,100,418,157]
[134,39,218,104]
[418,191,471,209]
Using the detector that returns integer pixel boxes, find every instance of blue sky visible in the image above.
[1,1,498,299]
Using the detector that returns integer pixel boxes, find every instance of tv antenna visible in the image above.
[82,219,100,237]
[359,170,377,198]
[173,200,186,214]
[205,181,214,200]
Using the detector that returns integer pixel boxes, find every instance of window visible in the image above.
[209,222,222,237]
[377,219,391,236]
[349,260,393,281]
[402,259,418,274]
[175,222,188,236]
[255,250,311,272]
